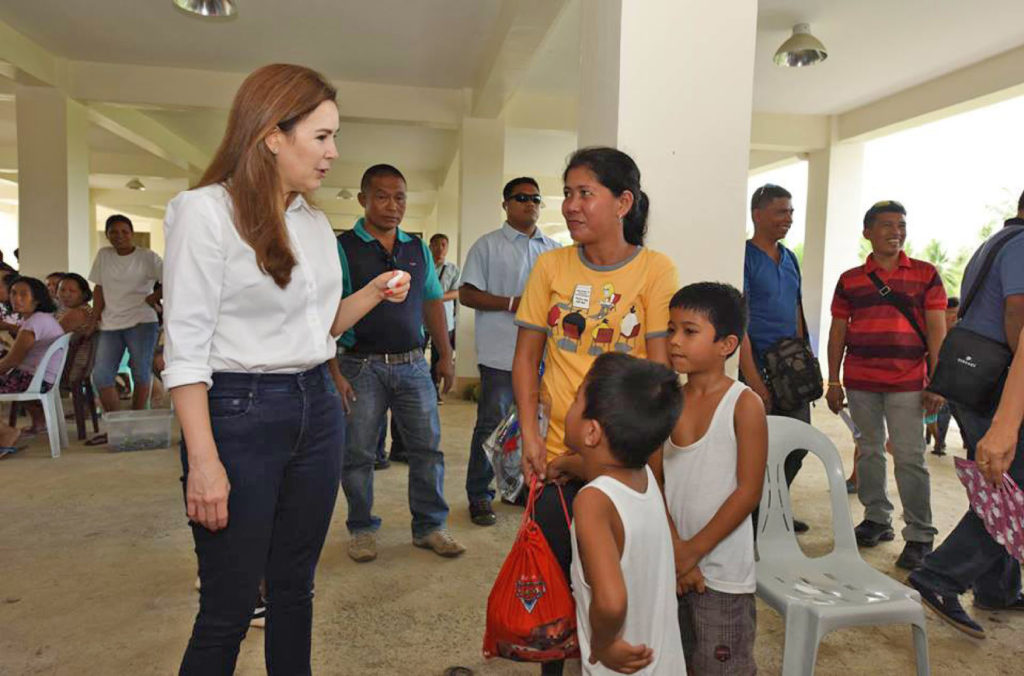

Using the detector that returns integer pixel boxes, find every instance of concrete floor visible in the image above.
[2,398,1022,675]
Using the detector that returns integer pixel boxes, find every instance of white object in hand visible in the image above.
[386,270,406,289]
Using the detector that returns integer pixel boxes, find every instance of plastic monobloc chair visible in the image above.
[0,332,71,458]
[756,415,929,676]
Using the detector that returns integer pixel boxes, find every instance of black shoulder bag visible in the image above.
[866,271,929,350]
[927,227,1024,414]
[761,303,823,412]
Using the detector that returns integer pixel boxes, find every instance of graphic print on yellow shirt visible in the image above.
[516,246,678,460]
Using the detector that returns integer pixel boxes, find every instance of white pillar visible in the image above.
[15,85,91,277]
[801,132,866,352]
[578,0,758,290]
[455,118,505,386]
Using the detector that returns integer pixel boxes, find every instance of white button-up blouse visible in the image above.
[161,184,343,389]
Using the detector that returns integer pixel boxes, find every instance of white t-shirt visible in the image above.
[570,466,686,675]
[89,246,163,331]
[663,380,756,594]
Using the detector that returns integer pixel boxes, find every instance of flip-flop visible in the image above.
[0,446,18,459]
[85,433,108,446]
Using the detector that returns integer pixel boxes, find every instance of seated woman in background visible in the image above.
[0,277,65,457]
[0,270,20,355]
[55,273,96,336]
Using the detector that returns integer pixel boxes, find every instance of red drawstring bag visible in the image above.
[483,478,579,662]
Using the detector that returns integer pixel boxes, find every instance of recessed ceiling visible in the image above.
[0,0,503,89]
[519,0,1024,116]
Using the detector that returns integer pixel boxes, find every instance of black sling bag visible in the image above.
[927,227,1024,414]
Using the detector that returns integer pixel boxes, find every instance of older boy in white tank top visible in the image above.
[650,283,768,675]
[563,352,686,674]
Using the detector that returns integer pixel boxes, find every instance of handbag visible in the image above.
[483,478,579,663]
[928,227,1024,414]
[761,301,823,412]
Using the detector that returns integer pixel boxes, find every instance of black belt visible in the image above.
[340,348,422,365]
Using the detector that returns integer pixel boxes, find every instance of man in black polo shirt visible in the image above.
[331,164,464,562]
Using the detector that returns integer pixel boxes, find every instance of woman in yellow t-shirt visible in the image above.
[512,148,678,670]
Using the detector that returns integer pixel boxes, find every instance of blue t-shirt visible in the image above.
[958,221,1024,344]
[743,240,802,364]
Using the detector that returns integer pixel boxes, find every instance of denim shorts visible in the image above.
[92,322,160,389]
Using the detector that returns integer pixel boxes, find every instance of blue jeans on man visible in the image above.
[339,353,449,538]
[467,365,515,503]
[911,404,1024,607]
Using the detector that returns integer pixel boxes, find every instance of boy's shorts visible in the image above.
[678,588,756,675]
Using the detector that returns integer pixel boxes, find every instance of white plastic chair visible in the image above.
[756,416,929,676]
[0,332,71,458]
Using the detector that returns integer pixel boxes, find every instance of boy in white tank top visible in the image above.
[563,352,686,674]
[650,283,768,675]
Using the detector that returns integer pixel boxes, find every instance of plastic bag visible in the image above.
[483,478,578,662]
[484,397,550,503]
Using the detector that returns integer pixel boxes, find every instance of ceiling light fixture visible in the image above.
[126,178,147,191]
[336,189,354,200]
[172,0,237,18]
[774,23,828,68]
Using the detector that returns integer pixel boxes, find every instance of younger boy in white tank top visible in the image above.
[650,283,768,675]
[564,352,686,674]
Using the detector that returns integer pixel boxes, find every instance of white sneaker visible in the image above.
[348,532,378,562]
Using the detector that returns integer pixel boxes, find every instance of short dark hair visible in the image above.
[582,353,683,467]
[105,214,133,232]
[429,233,449,245]
[947,296,960,310]
[1018,188,1024,214]
[58,272,93,303]
[47,272,66,281]
[750,184,792,213]
[564,147,648,246]
[670,282,747,356]
[360,164,406,194]
[11,276,57,314]
[503,177,540,201]
[863,200,906,227]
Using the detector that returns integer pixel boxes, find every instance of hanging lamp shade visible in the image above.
[125,178,146,191]
[774,23,828,68]
[172,0,236,18]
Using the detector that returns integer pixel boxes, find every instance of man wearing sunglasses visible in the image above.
[459,177,561,525]
[332,164,464,562]
[740,183,813,534]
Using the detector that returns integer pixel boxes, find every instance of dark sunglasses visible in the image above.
[509,193,543,205]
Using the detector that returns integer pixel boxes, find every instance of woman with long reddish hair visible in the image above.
[162,63,410,674]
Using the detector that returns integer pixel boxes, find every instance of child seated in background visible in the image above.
[650,282,767,675]
[564,352,685,674]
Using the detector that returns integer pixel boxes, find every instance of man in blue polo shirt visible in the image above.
[910,191,1024,638]
[459,177,560,525]
[331,164,464,562]
[739,183,811,533]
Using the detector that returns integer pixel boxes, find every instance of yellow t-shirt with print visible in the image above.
[515,245,679,461]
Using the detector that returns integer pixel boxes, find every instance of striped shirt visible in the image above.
[831,252,946,392]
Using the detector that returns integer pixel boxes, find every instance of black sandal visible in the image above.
[85,433,108,446]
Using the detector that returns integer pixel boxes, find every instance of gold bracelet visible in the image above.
[827,381,842,387]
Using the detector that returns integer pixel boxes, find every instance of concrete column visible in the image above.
[801,130,866,352]
[455,119,505,388]
[577,0,758,290]
[15,85,91,277]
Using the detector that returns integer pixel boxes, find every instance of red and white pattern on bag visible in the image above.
[954,457,1024,562]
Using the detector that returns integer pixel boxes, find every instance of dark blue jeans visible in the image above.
[179,364,344,676]
[467,365,515,503]
[912,403,1024,606]
[339,354,448,538]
